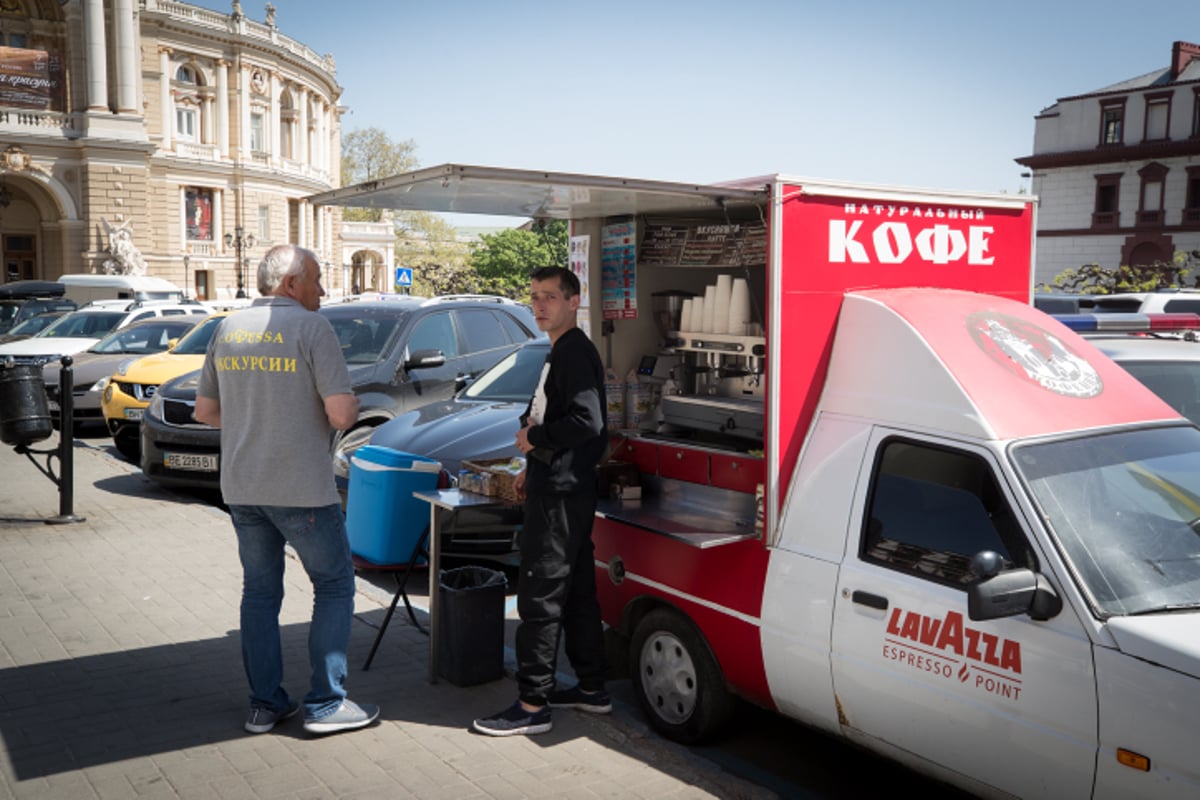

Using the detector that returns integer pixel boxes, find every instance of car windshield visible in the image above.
[1013,425,1200,617]
[325,313,406,365]
[40,311,126,338]
[88,321,191,354]
[1114,359,1200,425]
[171,314,224,355]
[7,314,59,336]
[0,302,19,332]
[463,345,548,401]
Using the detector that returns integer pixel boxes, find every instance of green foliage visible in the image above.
[340,127,419,222]
[468,220,568,299]
[1038,251,1200,295]
[395,211,476,296]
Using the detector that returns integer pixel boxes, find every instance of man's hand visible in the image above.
[513,469,526,502]
[515,424,535,454]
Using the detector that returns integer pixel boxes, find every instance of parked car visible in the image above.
[0,300,208,359]
[0,311,71,344]
[0,280,77,336]
[98,311,229,460]
[42,316,200,435]
[139,294,542,493]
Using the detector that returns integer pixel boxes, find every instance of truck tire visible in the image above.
[630,607,734,744]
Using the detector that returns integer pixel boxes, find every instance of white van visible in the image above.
[56,274,184,305]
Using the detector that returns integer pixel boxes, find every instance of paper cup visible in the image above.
[714,275,732,335]
[727,278,751,335]
[701,285,717,333]
[690,296,704,335]
[680,298,694,332]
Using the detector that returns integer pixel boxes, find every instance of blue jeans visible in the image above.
[229,503,356,720]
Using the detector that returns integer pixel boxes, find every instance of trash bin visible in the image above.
[345,445,441,565]
[0,361,52,447]
[438,565,507,686]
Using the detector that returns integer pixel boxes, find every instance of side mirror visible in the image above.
[404,348,446,371]
[166,338,180,351]
[967,551,1062,622]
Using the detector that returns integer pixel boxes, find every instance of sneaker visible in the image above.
[244,700,300,734]
[303,699,381,735]
[547,685,612,714]
[472,700,553,737]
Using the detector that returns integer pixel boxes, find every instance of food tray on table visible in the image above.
[460,458,524,504]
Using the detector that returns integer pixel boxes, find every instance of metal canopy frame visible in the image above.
[306,164,770,221]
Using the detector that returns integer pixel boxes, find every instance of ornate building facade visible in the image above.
[1018,40,1200,287]
[0,0,383,301]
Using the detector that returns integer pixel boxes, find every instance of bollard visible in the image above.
[47,354,81,524]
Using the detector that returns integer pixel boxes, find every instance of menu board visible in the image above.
[639,221,767,267]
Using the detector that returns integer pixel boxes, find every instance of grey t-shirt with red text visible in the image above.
[197,296,351,507]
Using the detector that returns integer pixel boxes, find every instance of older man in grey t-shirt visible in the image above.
[196,244,379,737]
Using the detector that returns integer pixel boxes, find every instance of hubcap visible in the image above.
[639,630,697,725]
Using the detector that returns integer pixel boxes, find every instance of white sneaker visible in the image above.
[303,699,380,735]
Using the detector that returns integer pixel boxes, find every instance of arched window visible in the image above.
[173,62,205,145]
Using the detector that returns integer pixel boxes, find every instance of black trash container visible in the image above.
[437,565,507,686]
[0,362,52,446]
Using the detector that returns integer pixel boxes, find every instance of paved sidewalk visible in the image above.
[0,440,776,800]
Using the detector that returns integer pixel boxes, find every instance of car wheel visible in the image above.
[113,429,140,462]
[630,607,734,744]
[331,422,380,479]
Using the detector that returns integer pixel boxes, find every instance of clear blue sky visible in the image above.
[193,0,1196,218]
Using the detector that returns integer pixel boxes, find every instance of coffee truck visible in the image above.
[312,165,1200,799]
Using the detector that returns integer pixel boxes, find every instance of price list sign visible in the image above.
[639,222,767,267]
[601,221,638,320]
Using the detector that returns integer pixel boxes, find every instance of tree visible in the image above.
[469,219,569,299]
[340,127,419,222]
[1039,250,1200,294]
[395,211,476,295]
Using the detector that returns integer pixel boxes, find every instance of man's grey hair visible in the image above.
[258,244,318,295]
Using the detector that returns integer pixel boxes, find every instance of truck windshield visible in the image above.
[1013,425,1200,617]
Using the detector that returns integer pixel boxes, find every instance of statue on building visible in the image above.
[265,3,277,27]
[231,1,243,20]
[100,218,148,276]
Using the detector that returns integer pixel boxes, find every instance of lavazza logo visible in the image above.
[829,203,994,265]
[882,607,1024,701]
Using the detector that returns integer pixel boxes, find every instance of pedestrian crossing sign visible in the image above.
[395,267,413,287]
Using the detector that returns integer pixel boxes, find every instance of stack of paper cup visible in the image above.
[701,285,717,333]
[714,275,732,336]
[727,278,751,335]
[689,295,703,333]
[680,298,694,332]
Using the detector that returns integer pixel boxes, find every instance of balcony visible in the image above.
[1091,211,1119,229]
[1185,208,1200,225]
[0,108,79,139]
[174,140,220,160]
[1136,209,1164,227]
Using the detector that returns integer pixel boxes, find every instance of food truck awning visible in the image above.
[306,164,770,220]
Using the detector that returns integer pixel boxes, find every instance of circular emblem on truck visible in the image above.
[967,311,1102,398]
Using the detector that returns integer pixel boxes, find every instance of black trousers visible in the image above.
[515,491,608,706]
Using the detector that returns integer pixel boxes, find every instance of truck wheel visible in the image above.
[630,607,734,744]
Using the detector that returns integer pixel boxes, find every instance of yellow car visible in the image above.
[101,311,229,460]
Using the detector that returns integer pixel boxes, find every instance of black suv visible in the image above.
[140,294,543,493]
[0,280,77,335]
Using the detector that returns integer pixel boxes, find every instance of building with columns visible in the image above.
[0,0,384,301]
[1018,40,1200,288]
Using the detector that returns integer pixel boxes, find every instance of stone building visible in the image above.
[1018,40,1200,288]
[0,0,382,301]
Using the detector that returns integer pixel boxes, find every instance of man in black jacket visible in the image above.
[473,266,610,736]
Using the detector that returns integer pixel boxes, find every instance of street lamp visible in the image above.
[182,254,190,299]
[224,226,255,298]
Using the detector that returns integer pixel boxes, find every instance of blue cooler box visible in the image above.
[345,445,442,565]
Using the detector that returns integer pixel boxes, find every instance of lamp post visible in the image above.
[224,226,255,298]
[182,254,190,299]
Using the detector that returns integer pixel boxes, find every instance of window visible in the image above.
[1137,162,1167,226]
[1099,98,1126,145]
[1192,87,1200,138]
[3,33,27,48]
[175,106,197,141]
[1186,167,1200,224]
[456,309,509,354]
[1143,93,1171,142]
[862,440,1034,588]
[250,111,265,153]
[408,312,459,359]
[257,205,270,242]
[1093,173,1122,228]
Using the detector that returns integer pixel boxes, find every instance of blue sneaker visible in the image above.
[244,700,300,734]
[548,685,612,714]
[472,701,552,737]
[303,699,381,735]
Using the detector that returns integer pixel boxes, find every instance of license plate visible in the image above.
[124,408,143,421]
[164,452,218,472]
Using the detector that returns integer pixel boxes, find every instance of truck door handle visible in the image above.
[851,590,888,611]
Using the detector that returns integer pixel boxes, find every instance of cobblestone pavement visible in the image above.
[0,439,777,800]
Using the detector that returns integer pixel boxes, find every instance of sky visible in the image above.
[191,0,1199,225]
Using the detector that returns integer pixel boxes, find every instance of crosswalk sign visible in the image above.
[395,267,413,287]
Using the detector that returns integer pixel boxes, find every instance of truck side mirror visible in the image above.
[967,551,1062,622]
[403,348,446,371]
